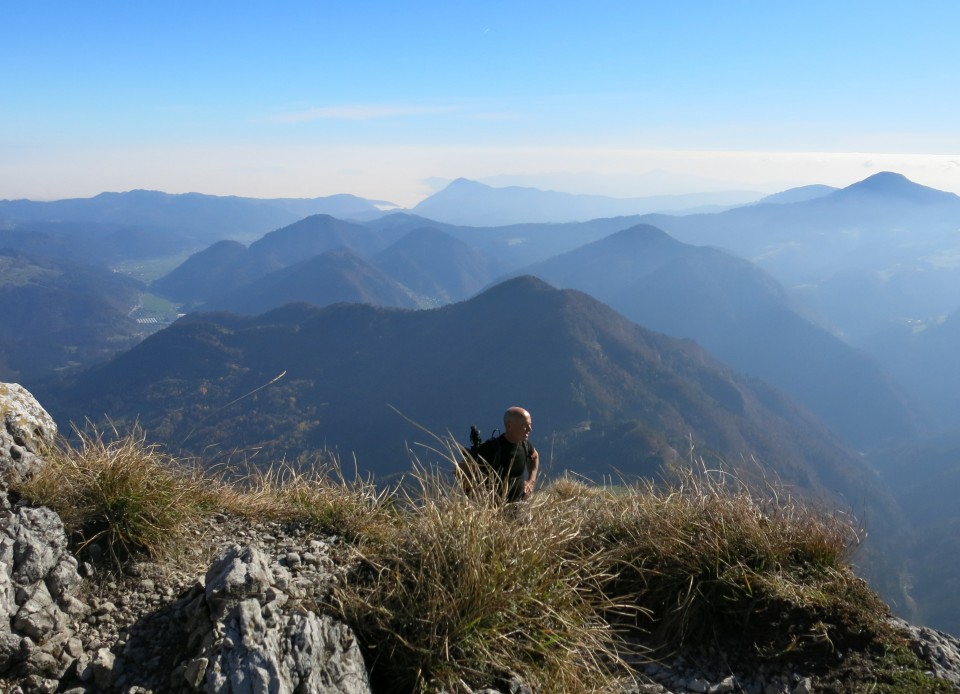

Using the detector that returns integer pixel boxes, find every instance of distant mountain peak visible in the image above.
[481,273,555,296]
[608,223,679,245]
[851,171,912,190]
[445,178,487,190]
[413,179,761,226]
[838,172,958,202]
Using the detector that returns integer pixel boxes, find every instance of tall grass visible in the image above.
[16,426,216,564]
[567,466,872,652]
[334,464,632,694]
[15,432,397,563]
[15,429,928,692]
[330,452,888,691]
[217,456,396,542]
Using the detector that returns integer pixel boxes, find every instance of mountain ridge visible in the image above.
[411,178,763,226]
[505,224,923,448]
[40,275,888,510]
[199,247,421,315]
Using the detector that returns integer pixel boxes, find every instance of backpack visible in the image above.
[463,426,532,478]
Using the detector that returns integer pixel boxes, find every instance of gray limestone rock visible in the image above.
[8,506,69,587]
[92,647,116,689]
[194,545,371,694]
[0,384,87,679]
[13,582,64,641]
[0,383,57,488]
[204,545,276,615]
[891,616,960,688]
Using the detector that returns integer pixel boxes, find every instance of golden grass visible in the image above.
[216,456,397,542]
[545,466,870,652]
[15,429,920,692]
[16,426,216,564]
[333,464,633,694]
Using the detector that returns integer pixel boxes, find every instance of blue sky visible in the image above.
[3,1,958,205]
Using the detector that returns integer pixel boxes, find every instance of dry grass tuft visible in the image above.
[556,465,870,652]
[334,463,633,694]
[16,426,216,564]
[14,427,929,691]
[217,456,396,542]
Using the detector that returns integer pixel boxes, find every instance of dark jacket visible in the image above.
[474,434,535,503]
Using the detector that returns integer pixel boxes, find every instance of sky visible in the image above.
[2,1,959,206]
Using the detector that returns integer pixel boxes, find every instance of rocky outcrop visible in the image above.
[0,515,373,693]
[180,544,371,693]
[893,616,960,689]
[0,383,89,684]
[1,382,57,489]
[0,384,372,691]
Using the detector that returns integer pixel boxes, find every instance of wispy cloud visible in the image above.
[270,104,456,123]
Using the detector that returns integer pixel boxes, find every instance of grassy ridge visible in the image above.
[14,431,951,693]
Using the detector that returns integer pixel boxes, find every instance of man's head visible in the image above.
[503,406,532,444]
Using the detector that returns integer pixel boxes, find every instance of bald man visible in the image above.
[474,406,540,503]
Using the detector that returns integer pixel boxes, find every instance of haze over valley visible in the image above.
[2,170,960,633]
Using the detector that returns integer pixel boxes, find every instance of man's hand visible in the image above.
[523,479,535,499]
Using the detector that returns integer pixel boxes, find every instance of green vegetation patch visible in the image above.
[129,291,182,322]
[0,256,60,287]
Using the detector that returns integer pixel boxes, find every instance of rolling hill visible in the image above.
[0,221,197,269]
[0,189,392,247]
[371,227,501,304]
[150,214,403,306]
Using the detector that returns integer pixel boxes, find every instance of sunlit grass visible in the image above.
[16,426,216,564]
[11,429,949,692]
[217,456,397,543]
[333,464,633,693]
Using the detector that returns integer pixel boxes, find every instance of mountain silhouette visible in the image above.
[157,210,649,311]
[149,240,250,303]
[639,173,960,343]
[372,227,501,304]
[0,220,197,268]
[0,190,392,247]
[837,171,957,204]
[151,214,402,306]
[200,247,420,315]
[755,184,836,205]
[410,178,760,226]
[248,214,394,265]
[42,276,889,518]
[511,224,922,447]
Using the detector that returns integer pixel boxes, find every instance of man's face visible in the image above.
[507,411,533,441]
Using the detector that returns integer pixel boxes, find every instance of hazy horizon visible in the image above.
[4,2,959,206]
